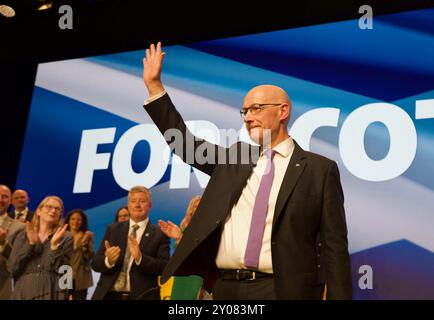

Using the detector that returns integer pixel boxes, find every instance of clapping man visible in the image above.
[92,186,170,300]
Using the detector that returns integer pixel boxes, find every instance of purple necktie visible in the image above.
[244,149,276,269]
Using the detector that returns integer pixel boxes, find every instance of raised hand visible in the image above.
[73,231,84,248]
[143,42,166,97]
[25,222,39,245]
[51,224,68,250]
[82,231,94,247]
[128,235,141,263]
[105,240,121,266]
[158,220,182,241]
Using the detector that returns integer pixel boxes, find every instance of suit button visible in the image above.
[317,264,321,268]
[215,220,221,225]
[271,241,277,245]
[318,242,322,247]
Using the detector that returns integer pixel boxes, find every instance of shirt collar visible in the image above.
[129,218,148,230]
[15,207,29,214]
[261,136,294,158]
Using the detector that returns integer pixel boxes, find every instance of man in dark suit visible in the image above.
[142,43,352,299]
[8,189,34,223]
[0,185,24,299]
[91,186,170,300]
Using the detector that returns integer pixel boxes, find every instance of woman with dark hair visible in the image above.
[64,209,94,300]
[8,196,72,300]
[114,206,129,223]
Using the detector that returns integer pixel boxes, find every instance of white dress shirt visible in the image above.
[105,218,149,292]
[144,90,167,105]
[13,207,29,220]
[215,137,295,273]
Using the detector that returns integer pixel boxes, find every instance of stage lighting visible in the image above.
[34,0,53,11]
[0,0,55,18]
[0,4,16,17]
[31,0,53,11]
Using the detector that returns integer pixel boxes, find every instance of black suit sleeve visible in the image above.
[144,93,227,176]
[320,161,352,299]
[91,225,118,275]
[135,233,170,276]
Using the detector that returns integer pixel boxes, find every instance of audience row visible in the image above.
[0,184,202,300]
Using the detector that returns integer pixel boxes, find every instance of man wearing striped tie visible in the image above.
[142,42,352,300]
[91,186,170,300]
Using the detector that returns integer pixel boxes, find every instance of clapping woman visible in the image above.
[65,209,94,300]
[7,196,73,300]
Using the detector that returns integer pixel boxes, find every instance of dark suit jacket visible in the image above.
[7,210,34,222]
[91,221,170,300]
[0,215,24,299]
[144,93,352,300]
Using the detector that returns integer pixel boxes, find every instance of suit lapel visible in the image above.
[139,222,153,250]
[119,222,129,259]
[226,144,260,217]
[272,142,307,228]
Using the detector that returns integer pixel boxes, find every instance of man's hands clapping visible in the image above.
[105,241,121,266]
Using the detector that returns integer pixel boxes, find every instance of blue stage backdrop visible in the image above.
[17,8,434,299]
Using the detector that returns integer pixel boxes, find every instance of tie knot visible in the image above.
[131,224,139,237]
[266,149,275,160]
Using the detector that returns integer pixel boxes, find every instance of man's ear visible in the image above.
[280,103,291,122]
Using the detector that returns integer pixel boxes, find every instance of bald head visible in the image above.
[0,185,10,193]
[244,85,292,124]
[0,185,11,215]
[245,85,290,104]
[12,189,30,211]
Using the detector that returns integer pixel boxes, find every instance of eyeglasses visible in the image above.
[240,103,282,119]
[43,204,61,213]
